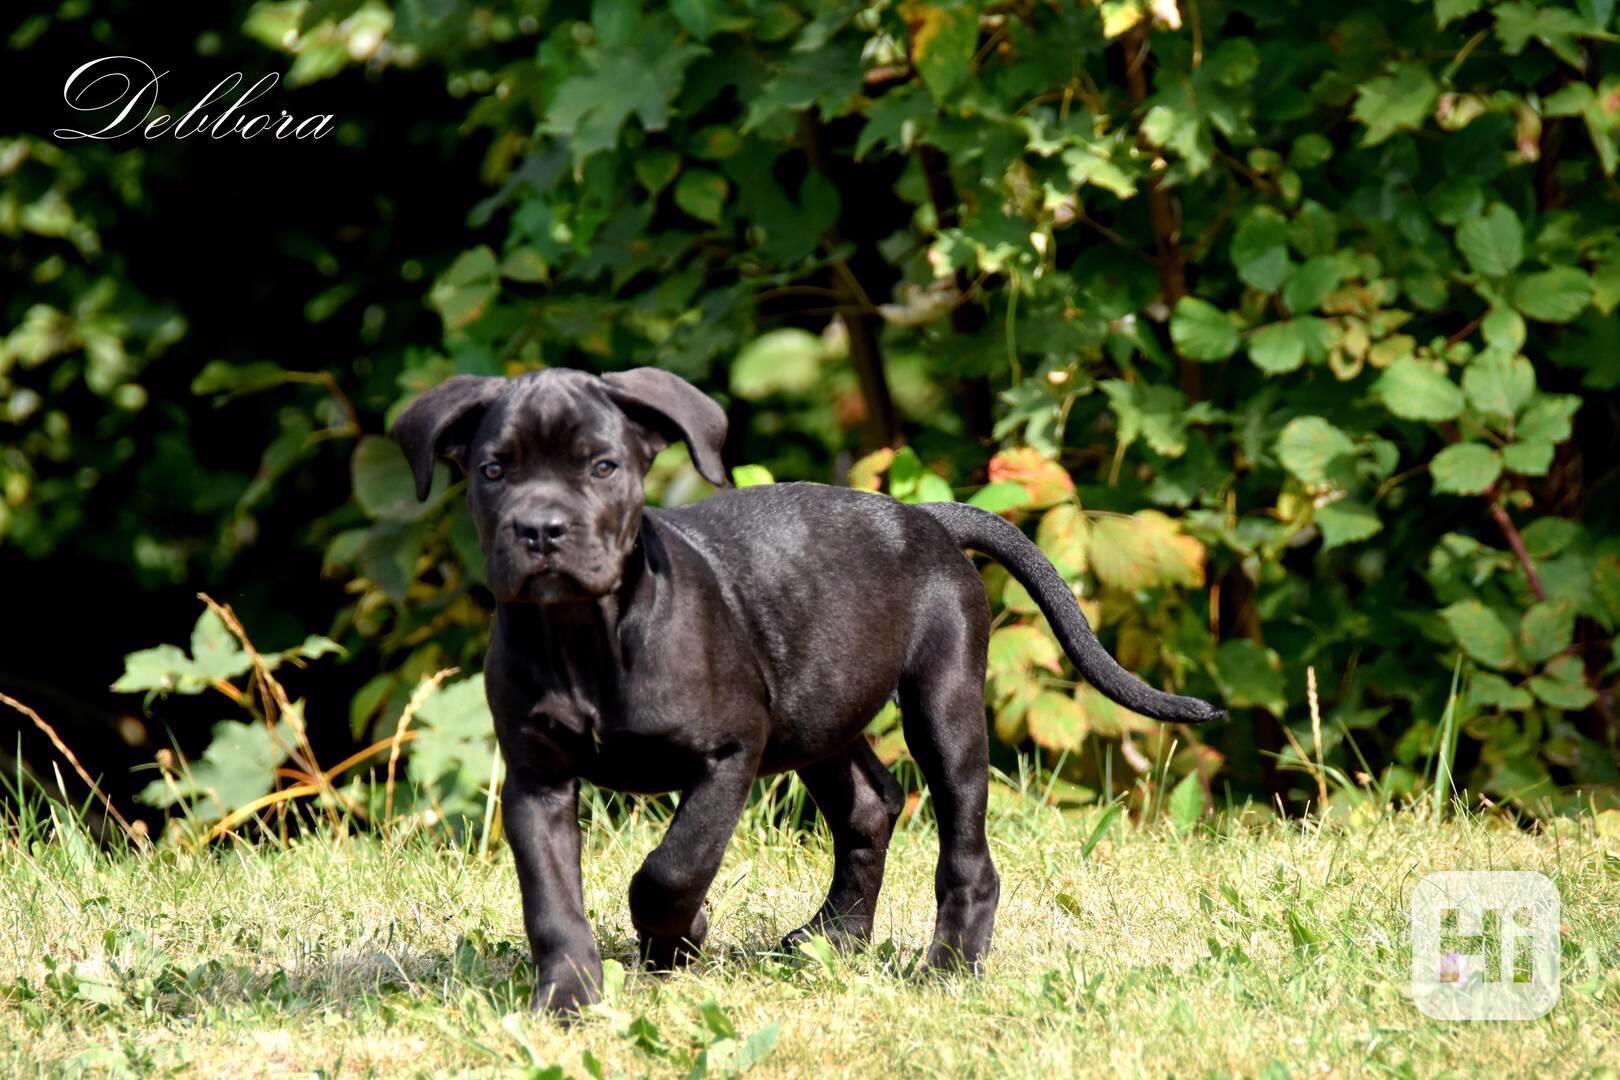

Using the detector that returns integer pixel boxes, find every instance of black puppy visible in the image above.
[395,367,1222,1013]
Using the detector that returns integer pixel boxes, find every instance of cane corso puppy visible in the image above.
[394,367,1223,1013]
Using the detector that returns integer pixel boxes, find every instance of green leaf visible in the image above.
[1481,307,1526,352]
[1282,256,1342,314]
[1440,600,1518,669]
[671,0,730,41]
[112,644,199,695]
[1593,258,1620,315]
[1231,208,1292,292]
[730,329,827,399]
[137,718,296,822]
[1372,358,1465,421]
[1503,439,1555,475]
[913,474,954,504]
[1437,0,1487,27]
[1352,62,1439,146]
[743,41,864,132]
[633,150,681,195]
[1456,204,1524,277]
[1430,443,1503,495]
[673,168,729,224]
[541,40,709,166]
[1167,771,1203,834]
[1170,298,1242,361]
[1495,1,1596,69]
[592,0,640,48]
[1100,379,1192,456]
[735,1021,781,1072]
[1316,499,1382,549]
[856,87,935,159]
[901,0,980,101]
[1517,394,1581,444]
[428,247,499,332]
[353,436,440,522]
[1247,321,1306,374]
[967,482,1034,514]
[1521,517,1580,558]
[748,172,840,264]
[1287,908,1323,955]
[1468,671,1533,711]
[1290,133,1334,169]
[1462,351,1536,419]
[1593,558,1620,630]
[1519,601,1575,664]
[731,464,775,487]
[1512,267,1594,323]
[1214,639,1286,714]
[408,677,496,809]
[189,608,250,682]
[1028,690,1087,752]
[1082,803,1123,860]
[289,635,344,661]
[1528,656,1597,709]
[498,247,548,284]
[1275,416,1356,488]
[190,361,295,397]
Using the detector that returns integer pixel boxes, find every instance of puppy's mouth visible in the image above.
[490,552,620,605]
[520,565,599,604]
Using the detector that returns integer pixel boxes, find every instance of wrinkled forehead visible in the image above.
[477,371,632,455]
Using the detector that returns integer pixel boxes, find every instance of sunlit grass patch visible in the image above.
[2,797,1618,1078]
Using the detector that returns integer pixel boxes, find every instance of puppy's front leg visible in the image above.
[503,773,603,1014]
[629,750,757,969]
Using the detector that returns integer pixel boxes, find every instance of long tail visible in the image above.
[920,502,1226,724]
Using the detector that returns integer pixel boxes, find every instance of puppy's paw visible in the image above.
[638,907,708,971]
[780,918,870,956]
[532,971,602,1018]
[916,941,986,978]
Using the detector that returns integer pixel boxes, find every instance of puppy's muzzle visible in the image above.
[515,513,570,556]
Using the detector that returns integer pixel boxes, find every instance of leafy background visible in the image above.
[3,0,1619,837]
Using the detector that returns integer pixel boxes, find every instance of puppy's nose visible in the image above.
[515,514,570,554]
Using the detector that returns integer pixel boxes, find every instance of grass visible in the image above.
[3,787,1619,1079]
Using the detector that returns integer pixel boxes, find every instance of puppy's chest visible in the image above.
[505,681,711,789]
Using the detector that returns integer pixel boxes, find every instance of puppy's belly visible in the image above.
[574,733,715,793]
[756,685,900,775]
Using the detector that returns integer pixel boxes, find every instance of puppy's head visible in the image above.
[394,368,728,605]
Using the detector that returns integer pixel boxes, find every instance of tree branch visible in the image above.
[1122,26,1201,401]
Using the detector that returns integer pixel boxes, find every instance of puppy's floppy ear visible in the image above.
[601,368,730,487]
[392,375,506,501]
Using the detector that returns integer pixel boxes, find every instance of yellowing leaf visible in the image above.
[899,0,980,101]
[848,448,897,491]
[1037,504,1090,579]
[988,448,1074,507]
[1028,690,1088,752]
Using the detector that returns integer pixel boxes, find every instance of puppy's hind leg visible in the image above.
[899,588,999,974]
[781,739,904,954]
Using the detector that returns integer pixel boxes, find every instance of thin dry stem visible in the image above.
[385,668,459,824]
[0,690,142,844]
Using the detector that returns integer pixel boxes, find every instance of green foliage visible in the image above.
[9,0,1620,825]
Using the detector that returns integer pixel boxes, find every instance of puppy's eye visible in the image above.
[480,462,504,481]
[591,460,618,479]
